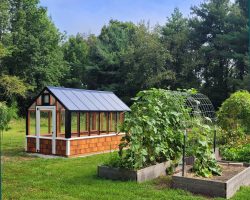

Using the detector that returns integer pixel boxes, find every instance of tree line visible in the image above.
[0,0,248,114]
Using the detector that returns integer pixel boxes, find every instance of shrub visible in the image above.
[217,90,250,144]
[0,102,16,132]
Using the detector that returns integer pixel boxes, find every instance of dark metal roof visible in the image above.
[47,86,130,112]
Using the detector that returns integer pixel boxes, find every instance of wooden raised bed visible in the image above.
[98,161,171,183]
[172,162,250,199]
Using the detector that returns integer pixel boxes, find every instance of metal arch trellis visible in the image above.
[167,90,217,177]
[186,93,216,123]
[168,91,216,123]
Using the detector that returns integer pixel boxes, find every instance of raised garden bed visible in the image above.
[98,161,171,183]
[172,161,250,199]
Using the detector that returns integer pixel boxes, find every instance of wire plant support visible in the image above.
[174,91,217,177]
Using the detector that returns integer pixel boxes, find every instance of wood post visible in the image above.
[110,112,112,131]
[48,111,51,134]
[77,112,80,137]
[98,112,100,135]
[115,112,118,133]
[65,110,71,138]
[58,109,61,135]
[101,113,103,131]
[88,112,91,136]
[26,110,30,135]
[106,112,109,134]
[56,101,60,137]
[92,112,96,131]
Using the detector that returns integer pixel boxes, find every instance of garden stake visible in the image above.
[213,129,216,153]
[182,129,187,177]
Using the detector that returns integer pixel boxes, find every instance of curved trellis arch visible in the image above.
[186,93,216,122]
[168,91,216,123]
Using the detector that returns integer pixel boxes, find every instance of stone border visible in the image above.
[172,162,250,199]
[98,161,171,183]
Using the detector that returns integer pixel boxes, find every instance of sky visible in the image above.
[39,0,203,36]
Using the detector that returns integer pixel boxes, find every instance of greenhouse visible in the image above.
[25,86,130,157]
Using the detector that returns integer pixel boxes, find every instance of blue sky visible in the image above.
[40,0,203,36]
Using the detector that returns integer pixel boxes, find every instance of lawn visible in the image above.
[2,119,250,200]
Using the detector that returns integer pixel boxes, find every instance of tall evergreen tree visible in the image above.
[161,8,200,90]
[87,20,136,96]
[190,0,249,107]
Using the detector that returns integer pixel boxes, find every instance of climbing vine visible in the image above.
[106,88,221,177]
[117,88,191,169]
[187,119,221,177]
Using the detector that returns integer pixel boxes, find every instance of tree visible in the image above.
[161,8,200,89]
[87,20,137,102]
[62,33,89,88]
[1,0,67,91]
[122,23,173,101]
[0,75,31,103]
[0,0,10,40]
[0,101,16,199]
[189,0,249,107]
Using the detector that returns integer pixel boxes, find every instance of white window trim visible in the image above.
[26,132,125,141]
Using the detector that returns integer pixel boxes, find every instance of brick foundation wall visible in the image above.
[56,140,66,156]
[27,137,66,156]
[40,139,52,154]
[70,134,123,156]
[27,137,36,153]
[26,134,123,157]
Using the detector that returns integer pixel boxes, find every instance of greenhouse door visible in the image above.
[36,106,56,154]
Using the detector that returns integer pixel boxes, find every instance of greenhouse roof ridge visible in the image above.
[47,86,113,93]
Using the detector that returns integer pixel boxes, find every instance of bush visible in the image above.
[0,102,17,132]
[217,90,250,144]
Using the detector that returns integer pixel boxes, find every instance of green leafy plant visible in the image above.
[221,143,250,163]
[187,118,222,177]
[217,90,250,145]
[106,88,221,178]
[0,102,17,132]
[117,88,191,170]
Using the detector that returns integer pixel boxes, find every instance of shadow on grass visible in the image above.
[2,147,36,161]
[151,176,173,190]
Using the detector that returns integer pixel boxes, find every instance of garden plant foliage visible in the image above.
[217,91,250,163]
[0,102,16,131]
[221,143,250,163]
[115,88,190,169]
[107,88,221,177]
[217,90,250,144]
[188,119,221,177]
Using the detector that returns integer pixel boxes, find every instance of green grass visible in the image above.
[2,119,250,200]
